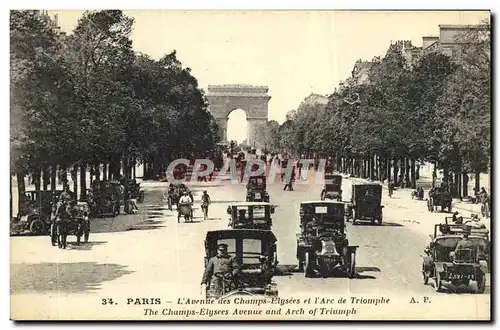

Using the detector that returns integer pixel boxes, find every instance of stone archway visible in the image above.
[207,84,271,149]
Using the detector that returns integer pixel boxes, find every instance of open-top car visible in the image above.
[203,229,279,299]
[296,201,357,278]
[346,184,383,225]
[421,223,489,293]
[246,175,270,202]
[321,174,343,201]
[11,190,64,236]
[227,202,276,230]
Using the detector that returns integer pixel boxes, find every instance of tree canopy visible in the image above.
[10,10,219,178]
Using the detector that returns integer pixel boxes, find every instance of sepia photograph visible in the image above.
[8,8,491,321]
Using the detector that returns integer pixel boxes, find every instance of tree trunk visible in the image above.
[475,172,480,193]
[454,171,461,199]
[122,156,128,179]
[399,157,405,187]
[132,160,136,179]
[393,158,399,185]
[102,163,108,181]
[71,165,78,199]
[410,158,416,189]
[50,165,57,191]
[443,162,449,186]
[385,156,391,183]
[16,172,25,218]
[432,161,437,188]
[95,164,101,181]
[42,167,50,191]
[60,167,68,186]
[79,163,87,201]
[33,169,41,192]
[462,171,469,198]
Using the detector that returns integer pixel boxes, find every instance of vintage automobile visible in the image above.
[246,175,270,203]
[296,201,358,278]
[226,202,276,230]
[427,188,452,213]
[203,229,279,299]
[346,184,384,225]
[11,190,63,236]
[88,181,122,217]
[421,224,489,293]
[321,174,343,201]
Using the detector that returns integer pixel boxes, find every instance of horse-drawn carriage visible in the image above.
[246,175,270,203]
[166,183,193,211]
[227,202,275,230]
[421,222,489,293]
[296,201,357,278]
[52,201,91,249]
[11,190,63,236]
[346,184,384,225]
[177,203,194,223]
[427,188,452,213]
[203,229,279,299]
[127,179,145,203]
[321,174,343,201]
[411,187,425,200]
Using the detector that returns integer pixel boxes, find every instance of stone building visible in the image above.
[422,24,489,61]
[297,93,329,112]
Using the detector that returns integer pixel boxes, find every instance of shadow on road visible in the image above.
[127,218,166,231]
[352,222,404,227]
[209,200,243,204]
[356,266,381,272]
[354,274,377,280]
[11,262,134,294]
[66,241,108,251]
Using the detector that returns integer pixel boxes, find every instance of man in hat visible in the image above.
[58,184,73,204]
[450,229,475,261]
[201,243,241,296]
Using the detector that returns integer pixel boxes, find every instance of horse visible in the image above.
[54,201,72,249]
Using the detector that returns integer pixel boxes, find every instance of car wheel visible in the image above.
[347,251,356,279]
[352,210,357,225]
[477,276,486,294]
[434,273,442,292]
[29,220,44,235]
[422,264,429,285]
[304,252,315,278]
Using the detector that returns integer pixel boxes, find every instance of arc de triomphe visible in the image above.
[206,84,271,149]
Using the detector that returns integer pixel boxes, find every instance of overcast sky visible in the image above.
[49,10,489,142]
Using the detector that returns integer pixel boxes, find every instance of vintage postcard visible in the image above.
[9,9,491,321]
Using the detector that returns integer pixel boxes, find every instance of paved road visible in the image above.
[10,171,490,319]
